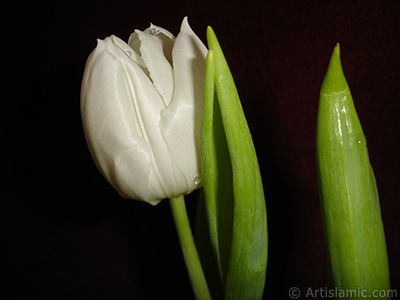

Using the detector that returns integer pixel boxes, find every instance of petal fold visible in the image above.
[160,17,208,194]
[129,27,175,107]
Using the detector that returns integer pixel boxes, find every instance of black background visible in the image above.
[3,0,399,299]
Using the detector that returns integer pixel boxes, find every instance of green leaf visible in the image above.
[201,48,234,286]
[316,44,391,297]
[195,189,225,300]
[200,27,268,300]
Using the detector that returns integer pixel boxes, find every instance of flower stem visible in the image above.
[170,195,212,300]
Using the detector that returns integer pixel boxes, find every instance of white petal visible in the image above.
[143,23,175,65]
[128,29,174,107]
[81,36,169,204]
[160,17,208,194]
[111,35,146,69]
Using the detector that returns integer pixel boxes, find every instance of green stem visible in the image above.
[170,195,212,300]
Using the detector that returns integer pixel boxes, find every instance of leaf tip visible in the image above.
[206,26,219,48]
[334,42,340,55]
[320,43,348,95]
[206,26,214,37]
[206,49,214,60]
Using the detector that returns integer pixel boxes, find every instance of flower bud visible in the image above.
[81,17,207,205]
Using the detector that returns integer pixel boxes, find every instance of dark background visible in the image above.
[3,0,399,299]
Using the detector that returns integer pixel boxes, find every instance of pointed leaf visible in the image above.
[316,44,390,296]
[204,27,268,300]
[201,49,234,290]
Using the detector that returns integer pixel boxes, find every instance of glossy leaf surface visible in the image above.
[316,44,390,298]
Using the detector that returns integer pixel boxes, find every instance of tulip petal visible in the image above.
[129,28,174,107]
[112,34,147,70]
[81,36,186,204]
[160,17,208,195]
[81,37,152,202]
[143,23,175,65]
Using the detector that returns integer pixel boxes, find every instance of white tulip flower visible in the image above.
[81,17,208,205]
